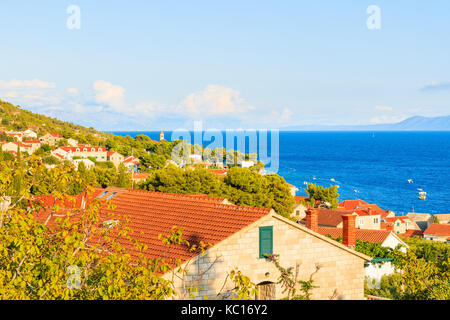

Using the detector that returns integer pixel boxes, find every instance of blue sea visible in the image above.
[112,131,450,216]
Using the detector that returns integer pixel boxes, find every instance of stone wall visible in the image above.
[170,214,367,300]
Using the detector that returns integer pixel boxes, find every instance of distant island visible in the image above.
[282,115,450,131]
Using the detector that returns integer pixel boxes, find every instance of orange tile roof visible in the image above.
[400,230,424,238]
[208,169,228,177]
[339,200,369,210]
[385,216,411,223]
[300,209,354,227]
[294,196,309,203]
[317,227,392,244]
[33,188,271,264]
[424,223,450,236]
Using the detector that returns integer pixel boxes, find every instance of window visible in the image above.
[374,218,379,223]
[96,191,108,199]
[91,148,95,152]
[105,192,117,201]
[360,219,364,225]
[76,148,80,152]
[83,148,87,152]
[259,226,273,258]
[296,210,300,216]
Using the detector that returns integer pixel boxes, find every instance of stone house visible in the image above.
[39,132,64,146]
[35,188,371,300]
[406,212,432,231]
[0,141,33,154]
[72,188,371,299]
[383,216,417,234]
[51,145,107,162]
[423,224,450,242]
[107,151,125,168]
[23,140,41,153]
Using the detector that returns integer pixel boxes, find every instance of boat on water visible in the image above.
[354,190,360,193]
[418,195,426,200]
[417,188,423,191]
[408,179,414,183]
[418,191,427,196]
[330,178,336,182]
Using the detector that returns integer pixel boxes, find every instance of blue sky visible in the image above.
[0,0,449,130]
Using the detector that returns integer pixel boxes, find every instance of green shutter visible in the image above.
[259,226,273,258]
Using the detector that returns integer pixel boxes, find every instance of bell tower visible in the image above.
[160,130,165,141]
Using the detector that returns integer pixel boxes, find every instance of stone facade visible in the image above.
[169,214,368,300]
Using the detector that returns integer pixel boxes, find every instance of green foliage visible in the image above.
[0,156,255,300]
[365,237,450,300]
[304,184,339,209]
[264,254,319,300]
[139,166,295,217]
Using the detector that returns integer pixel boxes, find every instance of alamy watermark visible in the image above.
[366,5,381,30]
[67,5,81,30]
[170,121,279,173]
[67,265,81,289]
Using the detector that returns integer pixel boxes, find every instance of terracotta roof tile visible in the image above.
[424,223,450,236]
[33,188,271,264]
[317,226,392,243]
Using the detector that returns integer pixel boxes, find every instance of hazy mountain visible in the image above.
[282,115,450,131]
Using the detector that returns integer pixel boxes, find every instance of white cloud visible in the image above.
[374,105,393,111]
[93,80,128,112]
[370,115,407,124]
[0,79,56,90]
[178,85,254,116]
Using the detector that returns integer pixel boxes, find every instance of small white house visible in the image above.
[239,160,255,168]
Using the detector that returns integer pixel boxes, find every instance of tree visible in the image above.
[140,153,166,171]
[115,164,131,189]
[304,184,339,209]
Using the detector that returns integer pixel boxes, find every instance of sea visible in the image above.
[111,131,450,216]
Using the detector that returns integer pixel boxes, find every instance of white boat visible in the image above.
[354,190,360,193]
[330,178,336,182]
[417,188,423,191]
[418,192,427,196]
[418,196,426,201]
[303,181,309,185]
[408,179,414,183]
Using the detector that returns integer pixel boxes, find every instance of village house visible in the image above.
[107,151,125,168]
[297,208,382,230]
[122,155,139,172]
[23,140,41,153]
[339,200,395,219]
[432,213,450,224]
[382,216,418,234]
[423,224,450,242]
[0,141,33,154]
[304,209,408,287]
[40,132,64,146]
[36,188,370,300]
[406,212,432,231]
[22,129,38,139]
[6,132,23,141]
[51,145,107,162]
[238,160,255,168]
[286,183,298,197]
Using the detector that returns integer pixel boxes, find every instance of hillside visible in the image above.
[0,99,108,139]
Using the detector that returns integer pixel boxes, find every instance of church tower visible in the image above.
[160,130,165,141]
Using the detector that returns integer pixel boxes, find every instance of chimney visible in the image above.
[342,214,356,248]
[306,209,318,232]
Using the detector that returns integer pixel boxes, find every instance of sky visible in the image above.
[0,0,449,131]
